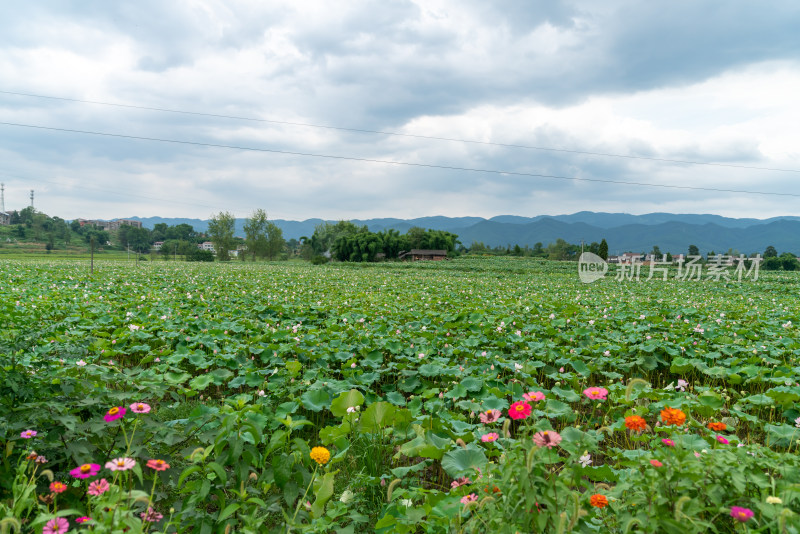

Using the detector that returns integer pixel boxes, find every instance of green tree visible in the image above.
[243,209,269,261]
[688,244,700,257]
[764,246,778,258]
[265,221,285,260]
[780,252,799,271]
[598,239,609,260]
[208,211,236,261]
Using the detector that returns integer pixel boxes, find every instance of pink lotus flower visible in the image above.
[87,478,110,496]
[43,517,69,534]
[532,430,562,449]
[20,429,37,439]
[583,387,608,400]
[130,402,151,414]
[716,435,729,445]
[730,506,754,522]
[70,463,101,479]
[105,457,136,471]
[481,433,499,443]
[479,409,502,424]
[460,493,478,505]
[523,391,545,402]
[104,406,126,422]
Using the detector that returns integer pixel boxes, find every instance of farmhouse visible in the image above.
[398,249,448,261]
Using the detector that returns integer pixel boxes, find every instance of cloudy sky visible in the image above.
[1,0,799,221]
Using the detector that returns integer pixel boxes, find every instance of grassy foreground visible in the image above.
[1,257,799,533]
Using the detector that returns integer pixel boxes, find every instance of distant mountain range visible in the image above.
[128,212,800,255]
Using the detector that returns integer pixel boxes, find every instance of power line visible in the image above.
[0,170,257,213]
[1,120,798,198]
[1,89,797,174]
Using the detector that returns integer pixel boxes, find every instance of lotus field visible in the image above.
[2,257,800,533]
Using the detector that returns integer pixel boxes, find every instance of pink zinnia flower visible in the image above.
[730,506,754,522]
[105,457,136,471]
[583,387,608,400]
[146,459,170,471]
[43,517,69,534]
[460,493,478,505]
[20,429,37,439]
[49,481,68,494]
[481,433,499,443]
[140,507,164,522]
[75,516,92,523]
[650,459,663,467]
[479,409,502,424]
[87,478,109,496]
[716,435,729,445]
[508,401,532,420]
[661,438,675,447]
[130,402,151,414]
[104,406,126,422]
[522,391,545,402]
[450,477,471,489]
[70,463,101,479]
[532,430,562,449]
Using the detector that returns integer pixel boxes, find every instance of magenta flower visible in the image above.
[20,430,37,439]
[508,401,532,420]
[583,387,609,400]
[650,459,663,467]
[130,402,151,414]
[70,463,101,479]
[479,409,502,424]
[105,457,136,471]
[716,435,729,445]
[140,507,164,522]
[104,406,126,423]
[523,391,545,402]
[730,506,754,522]
[661,438,675,447]
[481,433,499,443]
[43,517,69,534]
[75,516,92,524]
[532,430,562,449]
[460,493,478,505]
[87,478,110,496]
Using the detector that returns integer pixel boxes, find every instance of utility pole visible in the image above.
[0,183,5,213]
[90,235,95,275]
[30,190,34,209]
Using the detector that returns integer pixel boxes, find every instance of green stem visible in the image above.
[291,464,319,527]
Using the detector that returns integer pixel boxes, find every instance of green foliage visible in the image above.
[208,211,236,261]
[2,258,800,532]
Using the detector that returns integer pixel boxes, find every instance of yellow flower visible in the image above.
[310,446,331,465]
[766,496,782,505]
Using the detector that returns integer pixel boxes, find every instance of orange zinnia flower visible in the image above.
[624,415,647,432]
[707,422,726,431]
[660,407,686,426]
[589,494,609,508]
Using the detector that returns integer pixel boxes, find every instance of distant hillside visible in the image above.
[127,212,800,255]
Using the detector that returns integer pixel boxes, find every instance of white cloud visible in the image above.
[0,1,798,220]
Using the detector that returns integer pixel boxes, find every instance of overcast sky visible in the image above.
[1,0,799,221]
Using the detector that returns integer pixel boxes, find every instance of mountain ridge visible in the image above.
[126,213,800,255]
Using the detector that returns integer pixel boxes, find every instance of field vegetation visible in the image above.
[1,257,799,533]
